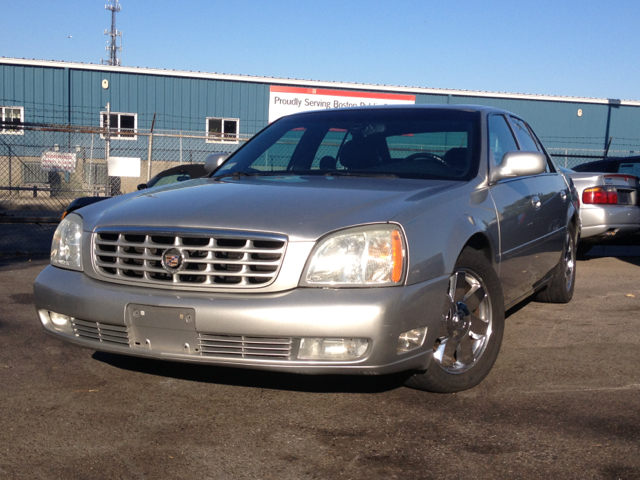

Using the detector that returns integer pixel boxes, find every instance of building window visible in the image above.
[100,111,137,140]
[1,106,24,135]
[206,117,239,143]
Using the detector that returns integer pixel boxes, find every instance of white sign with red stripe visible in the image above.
[268,86,415,123]
[41,152,77,173]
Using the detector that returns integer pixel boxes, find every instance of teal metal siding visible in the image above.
[3,60,640,161]
[415,93,449,105]
[67,69,269,134]
[0,64,66,124]
[608,105,640,155]
[437,94,614,153]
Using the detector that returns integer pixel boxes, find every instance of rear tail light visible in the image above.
[582,186,618,204]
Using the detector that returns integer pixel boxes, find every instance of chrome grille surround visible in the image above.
[92,227,287,290]
[199,334,293,359]
[71,318,130,346]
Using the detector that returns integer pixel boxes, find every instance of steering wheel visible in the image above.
[405,152,446,164]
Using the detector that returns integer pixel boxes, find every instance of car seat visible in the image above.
[339,139,379,170]
[443,147,469,176]
[319,156,337,170]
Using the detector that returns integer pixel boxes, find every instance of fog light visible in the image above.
[50,312,70,326]
[298,338,369,360]
[44,311,74,334]
[397,326,428,354]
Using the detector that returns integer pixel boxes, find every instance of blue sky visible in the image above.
[2,0,639,101]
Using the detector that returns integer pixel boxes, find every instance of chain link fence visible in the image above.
[0,124,250,255]
[546,147,633,169]
[2,123,639,256]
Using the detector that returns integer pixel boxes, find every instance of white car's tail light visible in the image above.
[582,186,618,204]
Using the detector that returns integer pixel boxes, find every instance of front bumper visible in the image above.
[33,266,448,375]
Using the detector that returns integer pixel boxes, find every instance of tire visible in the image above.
[405,247,505,393]
[535,224,576,304]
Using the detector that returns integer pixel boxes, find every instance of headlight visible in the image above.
[301,224,406,287]
[51,214,83,271]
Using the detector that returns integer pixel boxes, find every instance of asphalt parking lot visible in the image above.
[1,248,639,480]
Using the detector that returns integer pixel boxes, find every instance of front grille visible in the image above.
[71,319,130,346]
[92,228,287,290]
[199,334,293,359]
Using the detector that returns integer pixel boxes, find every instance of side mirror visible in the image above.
[137,183,147,190]
[490,151,547,183]
[205,153,230,173]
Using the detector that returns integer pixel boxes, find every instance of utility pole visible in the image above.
[101,0,122,66]
[105,102,112,194]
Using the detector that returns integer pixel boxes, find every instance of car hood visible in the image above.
[79,176,458,241]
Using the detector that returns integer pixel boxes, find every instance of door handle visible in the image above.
[560,191,567,201]
[532,195,542,209]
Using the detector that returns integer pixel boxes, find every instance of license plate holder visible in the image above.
[127,304,199,354]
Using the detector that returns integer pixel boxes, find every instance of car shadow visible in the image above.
[578,243,640,267]
[92,351,412,394]
[0,255,49,271]
[505,296,535,318]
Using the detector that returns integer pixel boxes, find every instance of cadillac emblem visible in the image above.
[161,248,186,273]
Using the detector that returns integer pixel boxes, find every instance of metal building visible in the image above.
[2,56,640,254]
[2,57,640,161]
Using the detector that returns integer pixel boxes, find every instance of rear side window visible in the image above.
[510,117,540,152]
[385,131,469,159]
[310,129,350,170]
[488,115,518,166]
[619,162,640,176]
[252,128,307,171]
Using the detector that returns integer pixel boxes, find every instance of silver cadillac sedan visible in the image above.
[34,105,579,393]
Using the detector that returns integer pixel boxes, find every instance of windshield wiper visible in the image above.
[323,171,398,179]
[211,171,259,181]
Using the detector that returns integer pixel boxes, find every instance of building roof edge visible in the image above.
[2,57,638,107]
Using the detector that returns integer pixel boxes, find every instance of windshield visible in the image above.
[214,108,481,181]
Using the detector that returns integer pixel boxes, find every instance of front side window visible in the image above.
[206,117,239,143]
[509,116,540,152]
[214,108,480,181]
[1,106,24,135]
[488,115,519,166]
[100,112,137,140]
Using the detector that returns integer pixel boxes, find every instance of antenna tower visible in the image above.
[101,0,122,66]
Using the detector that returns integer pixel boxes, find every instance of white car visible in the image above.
[560,167,640,254]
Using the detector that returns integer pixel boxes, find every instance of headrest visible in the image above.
[339,140,379,170]
[319,156,337,170]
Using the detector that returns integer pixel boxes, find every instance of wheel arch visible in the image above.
[460,232,495,268]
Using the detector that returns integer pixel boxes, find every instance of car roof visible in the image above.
[284,103,516,118]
